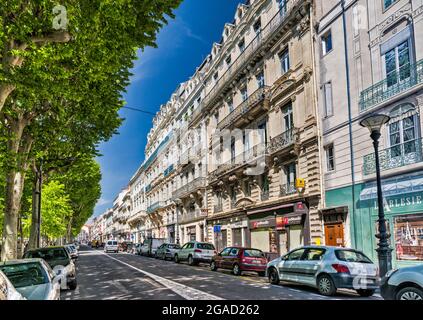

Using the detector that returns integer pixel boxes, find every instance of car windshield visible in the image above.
[168,244,181,249]
[244,249,265,258]
[24,248,69,262]
[0,263,48,289]
[197,243,215,250]
[335,250,373,263]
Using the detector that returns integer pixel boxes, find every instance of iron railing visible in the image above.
[268,128,296,154]
[214,203,223,213]
[172,177,207,200]
[217,86,270,129]
[164,164,174,177]
[179,209,207,224]
[147,201,165,214]
[261,190,270,201]
[280,183,297,196]
[363,138,423,175]
[190,0,302,123]
[359,59,423,112]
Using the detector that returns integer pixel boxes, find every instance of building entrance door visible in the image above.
[325,223,344,247]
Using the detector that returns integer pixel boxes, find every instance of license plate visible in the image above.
[361,279,374,284]
[253,260,260,264]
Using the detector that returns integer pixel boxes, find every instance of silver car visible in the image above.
[155,243,181,260]
[174,241,216,266]
[0,259,61,300]
[381,264,423,300]
[0,270,26,300]
[266,246,379,297]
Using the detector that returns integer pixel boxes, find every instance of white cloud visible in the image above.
[97,198,111,206]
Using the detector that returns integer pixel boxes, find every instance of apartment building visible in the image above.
[315,0,423,267]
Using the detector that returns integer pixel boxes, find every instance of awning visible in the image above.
[360,174,423,201]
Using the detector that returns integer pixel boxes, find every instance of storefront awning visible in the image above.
[360,174,423,201]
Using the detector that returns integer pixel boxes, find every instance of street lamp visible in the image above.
[360,113,392,277]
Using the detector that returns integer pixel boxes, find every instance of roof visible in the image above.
[0,258,44,266]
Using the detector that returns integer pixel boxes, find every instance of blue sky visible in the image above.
[93,0,241,218]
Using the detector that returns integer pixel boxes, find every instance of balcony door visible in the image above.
[282,104,293,133]
[385,40,411,88]
[279,0,288,17]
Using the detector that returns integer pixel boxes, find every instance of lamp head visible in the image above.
[360,114,391,134]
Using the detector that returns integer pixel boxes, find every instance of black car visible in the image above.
[23,246,77,290]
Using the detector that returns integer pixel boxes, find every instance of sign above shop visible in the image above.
[214,225,222,233]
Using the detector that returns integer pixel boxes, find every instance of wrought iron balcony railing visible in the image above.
[231,199,237,209]
[217,86,270,129]
[211,142,268,179]
[164,164,174,177]
[147,201,165,214]
[190,0,302,123]
[172,177,207,200]
[214,204,223,213]
[359,59,423,112]
[261,190,270,201]
[145,184,152,193]
[179,209,207,224]
[268,128,296,154]
[363,138,423,175]
[280,183,297,197]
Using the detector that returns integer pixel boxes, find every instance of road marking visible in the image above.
[100,251,224,300]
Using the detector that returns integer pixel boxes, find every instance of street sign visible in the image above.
[295,178,305,189]
[213,225,221,233]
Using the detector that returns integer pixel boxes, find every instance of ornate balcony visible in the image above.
[164,164,174,177]
[217,86,270,129]
[359,59,423,112]
[214,204,223,213]
[363,138,423,175]
[280,183,297,197]
[172,177,207,200]
[179,209,207,224]
[210,143,269,181]
[147,201,165,214]
[190,0,305,124]
[127,210,147,225]
[268,128,297,154]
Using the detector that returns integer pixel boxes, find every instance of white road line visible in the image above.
[99,251,224,300]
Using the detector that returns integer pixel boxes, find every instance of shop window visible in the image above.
[395,213,423,261]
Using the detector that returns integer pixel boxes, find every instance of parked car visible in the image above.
[119,241,133,253]
[211,247,267,276]
[65,244,78,259]
[133,243,142,255]
[140,238,166,257]
[266,246,379,297]
[0,259,60,300]
[0,270,26,300]
[381,264,423,300]
[104,240,119,253]
[23,246,77,291]
[174,241,216,266]
[155,243,181,260]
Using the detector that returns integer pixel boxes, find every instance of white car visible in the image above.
[0,270,26,300]
[104,240,119,253]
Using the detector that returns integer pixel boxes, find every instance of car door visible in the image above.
[296,248,326,286]
[179,243,190,260]
[217,247,232,269]
[279,248,306,283]
[227,248,240,269]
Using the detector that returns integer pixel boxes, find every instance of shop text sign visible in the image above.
[373,193,423,212]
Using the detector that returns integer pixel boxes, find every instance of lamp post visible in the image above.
[360,114,392,277]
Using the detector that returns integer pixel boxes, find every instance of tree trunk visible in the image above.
[1,170,25,261]
[66,217,73,243]
[0,84,15,114]
[28,172,41,250]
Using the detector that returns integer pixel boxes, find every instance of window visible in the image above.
[325,145,335,172]
[389,115,418,158]
[227,98,234,113]
[395,213,423,261]
[323,82,333,117]
[261,174,270,193]
[220,247,232,256]
[384,0,398,10]
[243,180,251,197]
[258,121,267,144]
[213,72,219,83]
[321,31,333,56]
[241,86,248,102]
[282,104,293,132]
[238,39,245,53]
[384,40,411,88]
[256,71,265,88]
[231,137,236,162]
[253,19,261,36]
[285,163,296,186]
[230,185,237,202]
[279,49,290,75]
[304,249,326,261]
[335,250,372,263]
[230,248,240,256]
[286,249,306,261]
[225,55,232,66]
[279,0,288,16]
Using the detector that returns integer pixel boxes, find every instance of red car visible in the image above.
[210,247,268,276]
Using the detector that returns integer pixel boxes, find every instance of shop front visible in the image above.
[167,224,176,244]
[207,215,249,252]
[247,202,308,261]
[326,172,423,268]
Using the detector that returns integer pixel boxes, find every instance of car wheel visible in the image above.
[232,264,241,276]
[356,289,375,297]
[396,287,423,300]
[210,261,217,271]
[174,254,180,263]
[268,268,279,285]
[69,280,77,291]
[317,274,336,296]
[258,271,266,277]
[188,255,195,266]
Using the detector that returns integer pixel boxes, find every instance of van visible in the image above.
[104,240,118,253]
[140,238,166,257]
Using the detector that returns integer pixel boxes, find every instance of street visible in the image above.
[62,246,383,301]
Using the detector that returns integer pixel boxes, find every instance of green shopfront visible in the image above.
[326,172,423,268]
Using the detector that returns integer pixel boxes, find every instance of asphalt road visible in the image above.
[62,246,383,300]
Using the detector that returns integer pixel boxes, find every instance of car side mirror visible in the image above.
[71,256,78,260]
